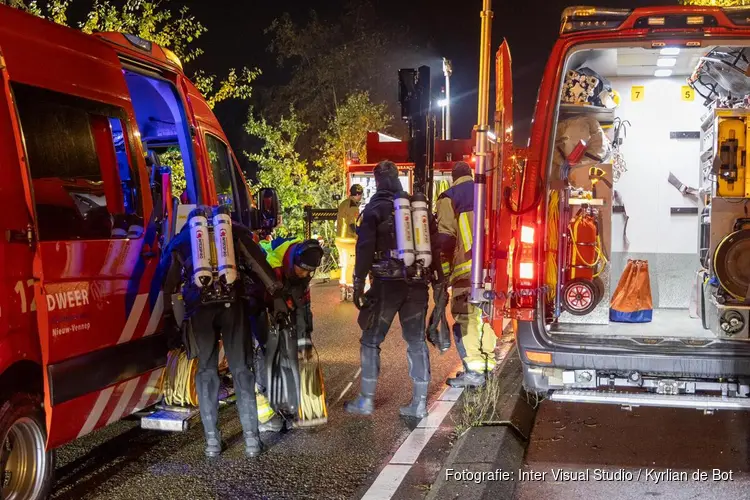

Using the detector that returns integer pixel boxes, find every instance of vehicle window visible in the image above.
[205,133,236,212]
[12,84,144,241]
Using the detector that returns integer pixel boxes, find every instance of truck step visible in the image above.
[141,407,200,432]
[550,389,750,411]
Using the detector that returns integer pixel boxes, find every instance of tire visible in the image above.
[562,278,599,316]
[0,392,55,500]
[593,276,606,303]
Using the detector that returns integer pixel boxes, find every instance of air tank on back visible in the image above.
[188,207,213,287]
[393,191,416,267]
[212,205,238,285]
[410,192,432,268]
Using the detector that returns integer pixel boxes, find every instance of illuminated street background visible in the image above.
[46,282,750,499]
[49,283,462,500]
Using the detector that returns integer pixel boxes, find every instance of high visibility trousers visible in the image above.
[335,237,357,287]
[451,286,497,374]
[256,391,275,424]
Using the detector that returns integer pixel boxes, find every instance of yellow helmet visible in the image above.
[611,90,621,107]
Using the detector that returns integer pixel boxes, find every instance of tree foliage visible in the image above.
[264,0,421,157]
[245,108,316,238]
[314,91,391,205]
[4,0,262,199]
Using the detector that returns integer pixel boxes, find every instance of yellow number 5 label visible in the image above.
[631,86,645,102]
[682,86,695,101]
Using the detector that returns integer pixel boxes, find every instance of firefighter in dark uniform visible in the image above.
[160,206,288,458]
[345,161,444,418]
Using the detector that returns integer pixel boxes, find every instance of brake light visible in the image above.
[520,225,535,244]
[519,262,535,280]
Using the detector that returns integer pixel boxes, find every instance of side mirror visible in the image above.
[256,187,280,230]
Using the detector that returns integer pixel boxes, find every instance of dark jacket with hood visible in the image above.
[354,176,443,283]
[158,219,283,319]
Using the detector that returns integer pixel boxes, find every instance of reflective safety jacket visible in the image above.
[336,198,360,240]
[263,237,314,349]
[436,175,475,286]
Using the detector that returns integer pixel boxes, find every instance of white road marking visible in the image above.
[360,382,464,499]
[360,464,412,500]
[360,337,515,500]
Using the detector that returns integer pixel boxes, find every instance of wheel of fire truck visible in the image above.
[562,278,599,316]
[0,392,55,500]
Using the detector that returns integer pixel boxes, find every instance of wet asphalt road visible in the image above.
[50,281,462,500]
[516,401,750,499]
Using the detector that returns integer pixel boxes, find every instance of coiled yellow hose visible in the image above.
[545,191,560,303]
[296,347,328,426]
[160,342,227,408]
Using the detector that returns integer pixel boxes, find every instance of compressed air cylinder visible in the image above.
[410,192,432,268]
[212,205,238,285]
[393,191,416,267]
[188,207,213,287]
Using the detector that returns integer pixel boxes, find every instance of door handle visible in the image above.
[141,245,157,259]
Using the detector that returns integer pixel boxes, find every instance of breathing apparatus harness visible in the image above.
[372,191,434,283]
[186,205,241,305]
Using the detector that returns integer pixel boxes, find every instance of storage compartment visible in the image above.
[545,43,750,341]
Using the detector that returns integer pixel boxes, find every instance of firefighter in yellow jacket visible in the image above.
[435,162,496,388]
[335,184,363,301]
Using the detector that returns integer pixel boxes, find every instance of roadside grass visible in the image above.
[452,371,504,438]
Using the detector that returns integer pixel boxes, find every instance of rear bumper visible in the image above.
[517,319,750,393]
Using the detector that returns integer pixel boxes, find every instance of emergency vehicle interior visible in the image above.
[546,42,750,342]
[124,71,197,203]
[11,70,195,242]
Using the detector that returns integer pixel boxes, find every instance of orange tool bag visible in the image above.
[567,209,600,281]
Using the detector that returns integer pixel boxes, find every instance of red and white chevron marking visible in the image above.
[78,292,166,439]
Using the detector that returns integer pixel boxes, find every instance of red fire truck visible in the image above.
[484,6,750,411]
[0,7,267,498]
[346,131,481,208]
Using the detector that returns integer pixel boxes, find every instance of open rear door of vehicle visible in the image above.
[488,40,522,331]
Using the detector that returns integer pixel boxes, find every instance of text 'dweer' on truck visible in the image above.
[0,6,262,499]
[483,6,750,413]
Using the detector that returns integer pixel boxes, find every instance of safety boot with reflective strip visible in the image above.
[447,371,486,388]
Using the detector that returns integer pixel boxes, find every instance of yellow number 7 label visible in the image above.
[631,86,645,102]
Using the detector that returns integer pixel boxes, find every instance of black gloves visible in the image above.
[272,295,291,320]
[353,277,368,310]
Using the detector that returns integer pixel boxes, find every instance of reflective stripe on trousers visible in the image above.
[451,287,497,374]
[256,391,275,423]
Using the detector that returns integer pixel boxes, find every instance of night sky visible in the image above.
[187,0,680,149]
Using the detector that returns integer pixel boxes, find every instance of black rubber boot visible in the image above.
[196,370,224,458]
[234,369,264,457]
[399,381,429,419]
[345,344,379,415]
[344,394,375,415]
[344,376,376,416]
[243,432,263,458]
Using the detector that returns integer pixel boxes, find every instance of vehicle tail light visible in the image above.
[520,224,535,244]
[519,262,534,280]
